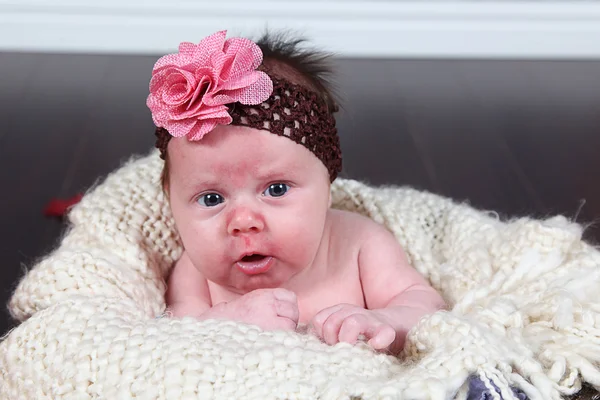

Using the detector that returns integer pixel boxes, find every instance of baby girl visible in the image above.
[149,30,446,355]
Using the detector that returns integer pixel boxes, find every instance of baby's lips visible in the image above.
[235,256,273,275]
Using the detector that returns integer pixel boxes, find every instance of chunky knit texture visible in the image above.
[2,150,600,399]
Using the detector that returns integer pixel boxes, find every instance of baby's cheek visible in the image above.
[188,251,230,284]
[184,230,228,276]
[278,223,322,263]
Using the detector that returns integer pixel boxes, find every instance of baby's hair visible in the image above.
[254,30,340,113]
[160,30,340,190]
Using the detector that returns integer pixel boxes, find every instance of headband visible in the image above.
[147,30,342,181]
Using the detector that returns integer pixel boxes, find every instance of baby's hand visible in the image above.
[213,288,299,332]
[309,304,396,351]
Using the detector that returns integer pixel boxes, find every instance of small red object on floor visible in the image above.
[44,193,84,218]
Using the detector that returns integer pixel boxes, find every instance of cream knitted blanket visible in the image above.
[2,151,600,400]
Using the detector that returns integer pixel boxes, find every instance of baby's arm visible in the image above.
[358,225,446,352]
[311,223,446,354]
[166,252,299,330]
[165,251,212,318]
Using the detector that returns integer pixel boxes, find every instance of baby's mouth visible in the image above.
[236,254,273,275]
[241,254,267,262]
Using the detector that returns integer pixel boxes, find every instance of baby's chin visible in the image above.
[230,274,289,293]
[233,280,282,294]
[225,267,297,294]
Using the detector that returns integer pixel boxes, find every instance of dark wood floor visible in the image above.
[1,52,599,339]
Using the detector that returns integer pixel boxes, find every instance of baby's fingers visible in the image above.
[272,288,297,304]
[338,314,369,345]
[309,304,344,338]
[275,299,299,325]
[367,324,396,350]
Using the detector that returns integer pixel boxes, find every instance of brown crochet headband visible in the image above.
[155,77,342,181]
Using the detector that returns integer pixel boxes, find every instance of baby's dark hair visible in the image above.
[160,31,340,190]
[254,31,339,113]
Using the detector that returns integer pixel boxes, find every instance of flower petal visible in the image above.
[218,70,262,92]
[223,37,263,71]
[187,114,232,141]
[152,53,181,72]
[162,69,198,105]
[219,45,255,81]
[187,75,213,112]
[197,106,232,119]
[164,117,198,138]
[178,104,230,120]
[177,42,197,58]
[216,71,273,105]
[187,121,217,141]
[194,30,227,67]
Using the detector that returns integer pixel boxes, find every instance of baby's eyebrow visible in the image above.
[255,171,289,181]
[180,176,221,191]
[257,168,304,184]
[255,161,302,181]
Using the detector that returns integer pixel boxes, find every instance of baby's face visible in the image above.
[167,125,332,293]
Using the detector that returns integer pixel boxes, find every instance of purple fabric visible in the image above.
[467,376,529,400]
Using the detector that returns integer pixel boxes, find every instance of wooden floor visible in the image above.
[1,52,600,339]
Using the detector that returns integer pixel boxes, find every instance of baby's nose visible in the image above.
[227,207,265,235]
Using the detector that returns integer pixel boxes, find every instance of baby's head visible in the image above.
[151,30,342,190]
[147,31,342,291]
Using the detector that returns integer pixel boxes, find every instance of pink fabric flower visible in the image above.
[146,30,273,140]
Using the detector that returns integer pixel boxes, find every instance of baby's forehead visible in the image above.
[171,126,323,172]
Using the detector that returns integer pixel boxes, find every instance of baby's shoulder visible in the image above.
[327,209,389,242]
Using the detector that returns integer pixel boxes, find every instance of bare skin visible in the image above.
[165,125,446,354]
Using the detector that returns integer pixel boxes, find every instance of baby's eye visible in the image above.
[263,183,290,198]
[197,193,224,207]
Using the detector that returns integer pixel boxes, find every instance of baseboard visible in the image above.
[1,0,600,59]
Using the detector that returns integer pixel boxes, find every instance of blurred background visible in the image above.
[1,0,599,345]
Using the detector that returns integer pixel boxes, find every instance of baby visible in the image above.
[148,30,446,355]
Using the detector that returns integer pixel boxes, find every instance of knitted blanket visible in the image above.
[2,150,599,400]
